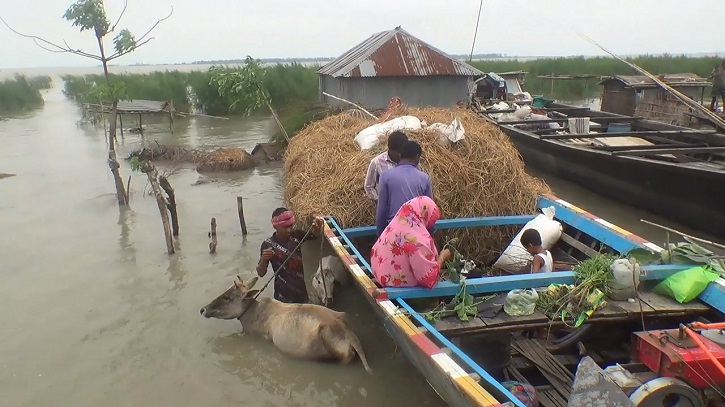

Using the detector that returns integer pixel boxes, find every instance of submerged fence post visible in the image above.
[237,196,248,236]
[209,217,218,254]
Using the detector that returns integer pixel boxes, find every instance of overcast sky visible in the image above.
[0,0,723,69]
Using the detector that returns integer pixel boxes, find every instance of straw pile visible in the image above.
[284,105,551,263]
[196,148,256,172]
[128,145,257,172]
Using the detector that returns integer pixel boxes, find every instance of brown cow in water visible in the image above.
[200,276,372,374]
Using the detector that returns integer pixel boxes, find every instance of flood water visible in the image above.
[0,74,708,407]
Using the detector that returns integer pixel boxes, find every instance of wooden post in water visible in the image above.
[119,113,124,138]
[140,162,174,254]
[159,176,179,236]
[209,217,218,253]
[237,196,248,236]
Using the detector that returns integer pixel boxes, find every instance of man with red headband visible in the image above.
[256,207,323,304]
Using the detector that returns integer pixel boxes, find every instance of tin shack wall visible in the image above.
[319,75,471,110]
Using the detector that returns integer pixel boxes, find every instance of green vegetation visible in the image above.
[60,62,321,117]
[0,74,53,113]
[471,55,720,100]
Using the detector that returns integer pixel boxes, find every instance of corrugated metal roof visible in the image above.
[317,27,483,78]
[116,100,172,113]
[599,73,710,89]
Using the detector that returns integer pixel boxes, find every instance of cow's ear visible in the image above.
[245,276,259,289]
[243,289,260,299]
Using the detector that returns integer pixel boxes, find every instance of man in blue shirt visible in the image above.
[375,140,433,236]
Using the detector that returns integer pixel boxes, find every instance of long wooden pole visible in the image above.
[322,92,377,119]
[578,33,725,132]
[640,219,725,250]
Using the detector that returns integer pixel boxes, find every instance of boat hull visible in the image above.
[499,125,725,238]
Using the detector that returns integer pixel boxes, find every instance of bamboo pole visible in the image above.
[322,92,378,119]
[640,219,725,250]
[577,33,725,132]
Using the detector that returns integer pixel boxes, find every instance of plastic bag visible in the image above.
[428,117,465,146]
[493,206,563,273]
[501,381,539,407]
[653,266,719,304]
[504,289,539,316]
[353,115,422,150]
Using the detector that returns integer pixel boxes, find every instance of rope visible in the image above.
[468,0,484,63]
[317,226,330,305]
[239,225,314,319]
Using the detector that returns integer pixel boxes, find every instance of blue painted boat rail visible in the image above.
[322,193,725,407]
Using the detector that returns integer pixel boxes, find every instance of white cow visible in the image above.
[312,255,349,307]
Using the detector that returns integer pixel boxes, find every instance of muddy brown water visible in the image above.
[0,76,711,407]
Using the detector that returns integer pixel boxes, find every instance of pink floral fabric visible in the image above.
[371,196,442,289]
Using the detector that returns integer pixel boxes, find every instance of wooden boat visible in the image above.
[320,195,725,407]
[475,102,725,239]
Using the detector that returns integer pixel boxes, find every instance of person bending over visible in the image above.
[371,196,451,288]
[520,228,553,273]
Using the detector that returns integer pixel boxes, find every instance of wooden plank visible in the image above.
[611,146,725,156]
[558,232,600,258]
[485,107,590,114]
[591,143,708,152]
[539,130,715,139]
[435,316,487,335]
[481,309,548,329]
[611,296,656,315]
[340,214,535,238]
[499,116,641,126]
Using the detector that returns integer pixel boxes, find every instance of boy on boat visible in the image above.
[520,229,553,273]
[364,131,409,200]
[256,207,323,304]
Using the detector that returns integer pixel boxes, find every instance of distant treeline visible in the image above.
[470,55,720,99]
[61,63,319,116]
[181,53,506,66]
[0,74,53,113]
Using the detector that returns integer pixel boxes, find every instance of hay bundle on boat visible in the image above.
[283,105,551,263]
[128,145,257,172]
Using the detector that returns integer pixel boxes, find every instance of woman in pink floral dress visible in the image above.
[371,196,452,289]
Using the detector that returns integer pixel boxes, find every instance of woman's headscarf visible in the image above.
[372,196,442,288]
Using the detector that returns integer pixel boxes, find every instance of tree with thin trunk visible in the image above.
[1,0,173,206]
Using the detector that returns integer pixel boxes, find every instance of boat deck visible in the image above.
[434,291,711,336]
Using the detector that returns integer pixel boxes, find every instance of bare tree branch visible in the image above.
[0,15,102,61]
[106,37,153,61]
[63,39,101,60]
[109,0,128,33]
[134,6,173,44]
[105,6,173,61]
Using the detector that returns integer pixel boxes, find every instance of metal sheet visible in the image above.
[317,27,483,78]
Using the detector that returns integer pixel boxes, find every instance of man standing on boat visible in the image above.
[710,60,725,111]
[364,131,408,201]
[375,140,433,237]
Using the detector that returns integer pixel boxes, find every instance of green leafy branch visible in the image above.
[209,56,268,116]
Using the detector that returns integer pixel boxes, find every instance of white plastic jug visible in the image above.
[608,258,641,301]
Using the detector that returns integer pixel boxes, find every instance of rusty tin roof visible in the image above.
[317,27,483,78]
[599,73,711,89]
